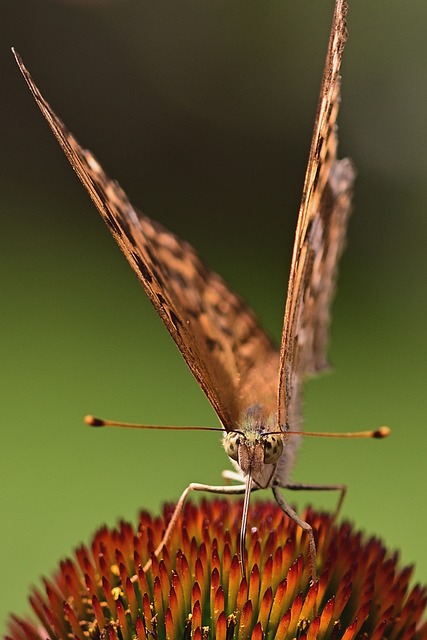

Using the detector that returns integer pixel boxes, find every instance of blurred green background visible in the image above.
[2,0,427,632]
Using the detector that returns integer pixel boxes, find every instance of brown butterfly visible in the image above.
[14,0,387,579]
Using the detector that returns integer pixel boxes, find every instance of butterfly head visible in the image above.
[223,404,284,486]
[224,428,283,466]
[223,405,284,577]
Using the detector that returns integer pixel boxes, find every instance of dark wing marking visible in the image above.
[13,49,278,430]
[277,0,355,431]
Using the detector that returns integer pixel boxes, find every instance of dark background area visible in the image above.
[2,0,426,631]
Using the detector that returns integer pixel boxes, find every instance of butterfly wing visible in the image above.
[277,0,355,431]
[14,50,278,431]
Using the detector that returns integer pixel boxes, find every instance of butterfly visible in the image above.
[14,0,384,579]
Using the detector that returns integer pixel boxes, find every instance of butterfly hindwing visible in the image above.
[277,0,355,433]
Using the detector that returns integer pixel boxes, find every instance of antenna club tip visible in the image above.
[84,415,104,427]
[373,426,391,439]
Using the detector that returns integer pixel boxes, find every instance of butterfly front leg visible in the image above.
[142,481,249,573]
[272,481,347,580]
[272,487,318,581]
[221,469,246,484]
[284,480,347,521]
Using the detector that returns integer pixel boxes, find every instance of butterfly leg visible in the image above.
[284,481,347,521]
[222,470,245,483]
[272,486,317,580]
[142,482,248,573]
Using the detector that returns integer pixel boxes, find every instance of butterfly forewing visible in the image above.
[277,0,355,433]
[14,50,279,431]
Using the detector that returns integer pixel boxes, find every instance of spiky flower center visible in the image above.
[6,500,427,640]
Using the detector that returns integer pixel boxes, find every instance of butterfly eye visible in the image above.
[224,432,240,462]
[263,434,283,464]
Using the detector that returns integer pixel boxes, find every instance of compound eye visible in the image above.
[263,434,283,464]
[224,432,240,462]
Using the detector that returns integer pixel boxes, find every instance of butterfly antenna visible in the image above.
[269,426,391,439]
[84,415,224,432]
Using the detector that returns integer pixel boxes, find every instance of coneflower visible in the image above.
[6,500,427,640]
